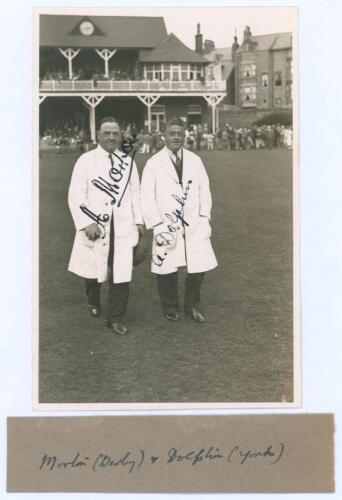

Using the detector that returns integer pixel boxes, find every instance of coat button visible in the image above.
[111,200,115,205]
[103,243,106,247]
[105,202,108,206]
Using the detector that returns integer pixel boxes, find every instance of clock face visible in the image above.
[80,21,94,36]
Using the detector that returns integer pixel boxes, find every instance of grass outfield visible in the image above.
[39,149,293,404]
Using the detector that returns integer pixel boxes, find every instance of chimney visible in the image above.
[232,30,239,58]
[243,25,252,43]
[195,23,203,54]
[203,39,215,54]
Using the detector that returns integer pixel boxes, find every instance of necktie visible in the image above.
[173,151,182,183]
[106,153,115,268]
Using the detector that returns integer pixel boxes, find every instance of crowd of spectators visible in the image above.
[40,120,293,155]
[41,66,139,82]
[40,121,90,153]
[133,123,293,154]
[209,123,293,151]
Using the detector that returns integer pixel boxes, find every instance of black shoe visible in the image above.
[185,307,205,323]
[87,303,101,317]
[165,312,180,322]
[106,320,128,335]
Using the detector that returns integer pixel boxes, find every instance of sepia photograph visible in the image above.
[34,6,299,408]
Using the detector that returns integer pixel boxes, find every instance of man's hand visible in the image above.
[84,223,101,241]
[137,224,145,236]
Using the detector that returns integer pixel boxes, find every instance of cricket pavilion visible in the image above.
[39,15,226,141]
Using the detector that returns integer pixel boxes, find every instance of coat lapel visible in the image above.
[181,147,191,185]
[161,146,180,183]
[95,145,112,177]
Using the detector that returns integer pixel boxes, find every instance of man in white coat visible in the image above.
[68,117,144,335]
[141,117,217,322]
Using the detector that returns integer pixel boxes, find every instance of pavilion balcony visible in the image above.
[39,79,226,93]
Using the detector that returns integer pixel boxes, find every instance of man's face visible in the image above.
[98,121,121,153]
[165,125,185,153]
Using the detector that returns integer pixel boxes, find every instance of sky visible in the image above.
[38,6,297,50]
[142,7,296,48]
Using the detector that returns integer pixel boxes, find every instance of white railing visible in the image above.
[39,79,226,92]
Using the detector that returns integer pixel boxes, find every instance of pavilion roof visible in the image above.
[40,15,168,49]
[139,33,209,63]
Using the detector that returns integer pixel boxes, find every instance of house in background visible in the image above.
[234,26,292,109]
[197,24,292,112]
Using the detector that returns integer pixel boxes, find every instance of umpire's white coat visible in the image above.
[141,146,218,274]
[68,145,143,283]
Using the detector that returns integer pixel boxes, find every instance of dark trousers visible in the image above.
[84,215,129,321]
[157,271,205,314]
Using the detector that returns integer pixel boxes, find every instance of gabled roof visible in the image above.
[204,47,233,62]
[221,60,234,79]
[237,32,292,52]
[40,15,168,49]
[139,33,209,64]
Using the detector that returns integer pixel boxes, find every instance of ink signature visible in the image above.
[79,138,136,239]
[152,180,192,267]
[79,205,110,239]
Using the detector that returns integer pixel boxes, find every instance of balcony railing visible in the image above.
[39,79,226,92]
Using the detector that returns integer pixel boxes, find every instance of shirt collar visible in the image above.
[166,146,183,160]
[97,143,120,160]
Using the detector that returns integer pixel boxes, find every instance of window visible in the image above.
[275,97,282,106]
[286,83,292,105]
[171,64,180,81]
[242,85,256,103]
[151,105,166,132]
[275,71,282,86]
[242,64,250,77]
[286,58,292,82]
[162,63,170,80]
[196,64,203,80]
[188,104,202,115]
[151,104,165,113]
[153,63,161,80]
[181,63,188,81]
[242,63,256,78]
[261,73,269,87]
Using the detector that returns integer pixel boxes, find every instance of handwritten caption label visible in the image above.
[39,443,285,474]
[7,415,335,493]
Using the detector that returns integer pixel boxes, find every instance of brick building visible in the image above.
[234,26,292,109]
[199,25,292,114]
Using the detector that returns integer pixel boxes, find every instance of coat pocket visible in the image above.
[79,230,96,248]
[198,217,211,240]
